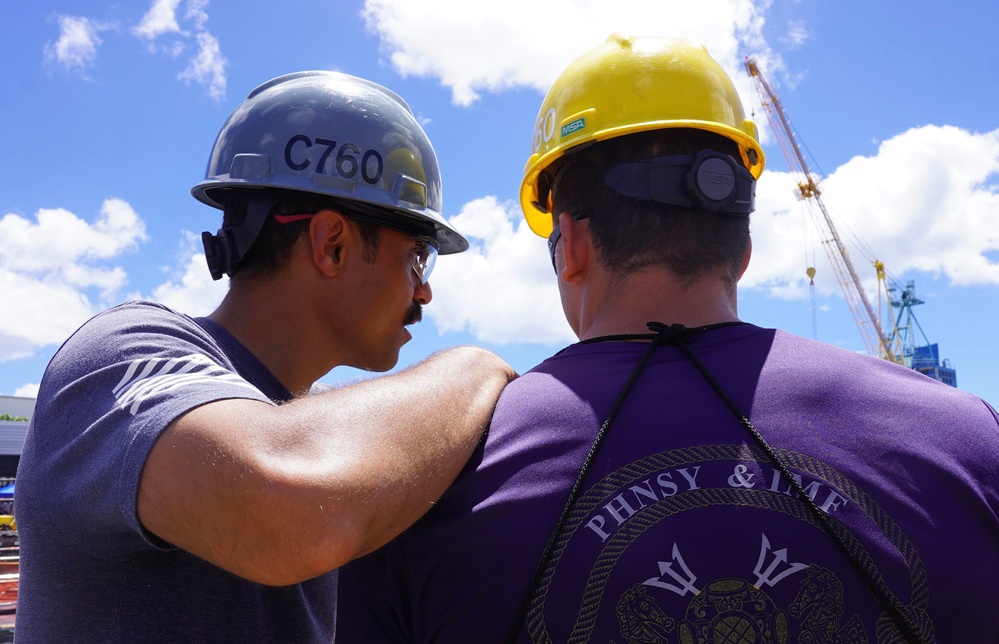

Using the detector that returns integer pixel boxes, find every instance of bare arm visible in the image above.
[137,346,514,585]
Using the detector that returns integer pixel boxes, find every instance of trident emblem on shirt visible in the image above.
[642,543,700,597]
[753,533,809,589]
[641,534,808,599]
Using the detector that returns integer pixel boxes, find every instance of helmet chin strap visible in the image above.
[603,149,756,215]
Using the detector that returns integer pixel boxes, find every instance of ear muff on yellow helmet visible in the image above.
[603,150,756,215]
[520,34,766,237]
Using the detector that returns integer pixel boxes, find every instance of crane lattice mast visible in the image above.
[744,57,903,363]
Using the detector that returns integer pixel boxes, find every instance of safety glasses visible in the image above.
[409,236,438,285]
[536,170,555,214]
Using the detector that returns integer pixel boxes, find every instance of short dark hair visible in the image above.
[550,129,751,281]
[221,190,382,281]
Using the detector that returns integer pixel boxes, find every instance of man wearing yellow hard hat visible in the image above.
[337,35,999,643]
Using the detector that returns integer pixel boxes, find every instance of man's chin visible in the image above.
[353,332,408,373]
[357,356,399,373]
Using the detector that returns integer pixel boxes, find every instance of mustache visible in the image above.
[404,302,422,326]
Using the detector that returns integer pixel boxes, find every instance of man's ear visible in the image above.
[308,209,350,277]
[557,212,591,285]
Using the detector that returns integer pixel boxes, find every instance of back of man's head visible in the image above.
[551,129,751,281]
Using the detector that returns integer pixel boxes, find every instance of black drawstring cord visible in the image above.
[645,322,927,644]
[507,321,928,644]
[506,324,670,643]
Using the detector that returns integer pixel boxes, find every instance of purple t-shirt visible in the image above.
[337,324,999,643]
[15,302,336,642]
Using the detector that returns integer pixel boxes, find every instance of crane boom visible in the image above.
[744,57,902,363]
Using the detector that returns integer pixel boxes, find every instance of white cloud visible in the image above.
[0,203,226,364]
[133,0,229,101]
[742,125,999,300]
[0,199,146,274]
[177,31,228,101]
[362,0,767,106]
[426,197,574,344]
[131,0,226,99]
[783,20,809,48]
[41,2,225,98]
[0,271,94,359]
[44,15,109,71]
[0,199,148,362]
[821,126,999,285]
[14,384,40,399]
[133,0,184,40]
[185,0,211,31]
[150,232,227,316]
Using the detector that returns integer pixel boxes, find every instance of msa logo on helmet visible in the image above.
[284,134,384,184]
[562,119,586,136]
[561,118,586,137]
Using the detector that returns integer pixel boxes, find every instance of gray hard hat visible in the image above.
[193,71,467,277]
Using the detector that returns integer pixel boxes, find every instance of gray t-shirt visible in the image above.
[15,301,336,642]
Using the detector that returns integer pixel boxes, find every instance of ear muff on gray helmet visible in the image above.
[602,149,756,215]
[201,192,277,281]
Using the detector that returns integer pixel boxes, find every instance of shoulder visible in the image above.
[754,330,999,447]
[764,328,969,389]
[78,300,202,337]
[493,348,607,422]
[37,300,253,413]
[53,301,215,366]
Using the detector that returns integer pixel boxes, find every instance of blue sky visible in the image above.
[2,0,998,407]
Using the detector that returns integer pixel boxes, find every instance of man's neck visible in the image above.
[208,279,335,396]
[573,268,740,341]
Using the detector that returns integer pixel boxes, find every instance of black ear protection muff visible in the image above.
[602,149,756,215]
[202,193,277,280]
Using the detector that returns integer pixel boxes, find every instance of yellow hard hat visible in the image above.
[520,34,766,237]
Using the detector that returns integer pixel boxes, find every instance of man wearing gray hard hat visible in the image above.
[15,71,515,641]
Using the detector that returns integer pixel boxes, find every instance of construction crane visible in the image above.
[744,57,957,386]
[884,279,958,386]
